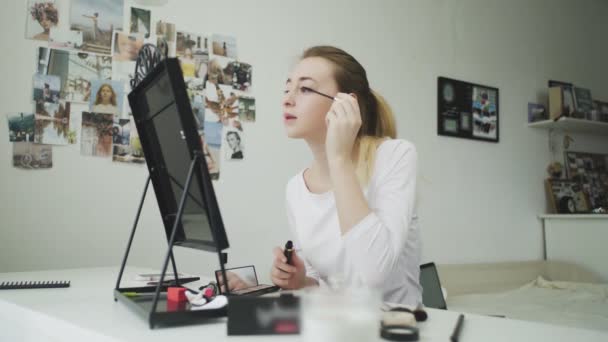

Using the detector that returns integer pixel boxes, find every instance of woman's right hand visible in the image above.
[271,246,306,289]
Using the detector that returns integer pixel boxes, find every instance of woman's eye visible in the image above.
[300,87,312,93]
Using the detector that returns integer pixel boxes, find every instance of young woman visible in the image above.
[225,131,243,160]
[113,32,143,62]
[29,2,59,41]
[92,84,118,115]
[179,48,196,78]
[269,46,422,305]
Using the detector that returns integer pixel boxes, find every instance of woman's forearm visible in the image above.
[329,158,371,235]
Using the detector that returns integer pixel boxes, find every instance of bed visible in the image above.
[436,261,608,332]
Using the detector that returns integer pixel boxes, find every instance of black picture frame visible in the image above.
[437,77,499,143]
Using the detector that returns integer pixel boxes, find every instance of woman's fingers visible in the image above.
[273,247,286,263]
[272,277,288,287]
[273,247,297,273]
[272,266,293,280]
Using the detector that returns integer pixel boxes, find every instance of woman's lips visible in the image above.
[283,113,297,121]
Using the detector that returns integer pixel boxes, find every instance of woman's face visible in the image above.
[100,86,113,103]
[227,133,239,150]
[39,12,53,31]
[116,34,141,61]
[185,48,193,58]
[282,57,338,141]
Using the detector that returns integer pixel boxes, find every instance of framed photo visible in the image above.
[572,87,593,119]
[545,179,590,214]
[564,151,608,210]
[437,77,499,143]
[527,103,547,123]
[594,100,608,122]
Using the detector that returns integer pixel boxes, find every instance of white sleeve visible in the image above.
[286,189,321,282]
[341,141,417,288]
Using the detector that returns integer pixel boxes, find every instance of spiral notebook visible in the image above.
[0,280,70,290]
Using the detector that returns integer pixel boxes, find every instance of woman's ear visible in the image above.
[349,93,357,99]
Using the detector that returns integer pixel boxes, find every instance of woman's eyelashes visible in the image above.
[284,86,314,95]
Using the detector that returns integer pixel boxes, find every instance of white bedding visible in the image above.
[447,276,608,332]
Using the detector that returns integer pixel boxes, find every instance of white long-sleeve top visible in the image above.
[286,139,422,306]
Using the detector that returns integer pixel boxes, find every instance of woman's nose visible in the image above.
[283,89,296,106]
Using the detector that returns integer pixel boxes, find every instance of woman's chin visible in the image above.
[285,126,303,139]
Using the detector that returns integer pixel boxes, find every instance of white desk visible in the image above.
[1,267,607,342]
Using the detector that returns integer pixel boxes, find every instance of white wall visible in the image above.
[1,0,607,283]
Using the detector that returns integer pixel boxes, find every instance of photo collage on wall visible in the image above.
[437,77,499,143]
[7,0,257,178]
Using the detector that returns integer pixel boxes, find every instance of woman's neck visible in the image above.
[305,139,332,189]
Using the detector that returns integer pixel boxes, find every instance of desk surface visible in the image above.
[1,267,607,342]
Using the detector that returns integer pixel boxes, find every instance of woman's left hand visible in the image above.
[325,93,361,165]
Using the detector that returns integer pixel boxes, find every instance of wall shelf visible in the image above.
[528,117,608,135]
[538,214,608,220]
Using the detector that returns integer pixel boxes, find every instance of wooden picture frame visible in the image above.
[545,179,591,214]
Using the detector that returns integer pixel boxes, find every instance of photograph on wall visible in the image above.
[49,28,83,50]
[565,151,608,210]
[207,57,235,87]
[471,85,498,140]
[460,111,471,132]
[65,51,112,102]
[203,121,223,180]
[127,115,145,163]
[26,1,59,41]
[36,47,52,74]
[70,0,124,54]
[111,116,131,163]
[231,60,252,92]
[211,34,237,59]
[185,78,205,132]
[437,77,499,143]
[130,7,150,38]
[89,80,124,116]
[112,31,144,62]
[33,74,61,104]
[80,111,113,157]
[41,48,69,98]
[176,31,209,79]
[13,142,52,170]
[67,102,87,144]
[156,21,176,57]
[238,95,255,122]
[545,179,590,214]
[223,128,244,161]
[7,113,35,142]
[34,101,70,145]
[205,81,239,126]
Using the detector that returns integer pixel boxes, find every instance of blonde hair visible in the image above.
[301,46,397,184]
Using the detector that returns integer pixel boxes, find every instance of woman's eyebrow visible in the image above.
[286,77,318,85]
